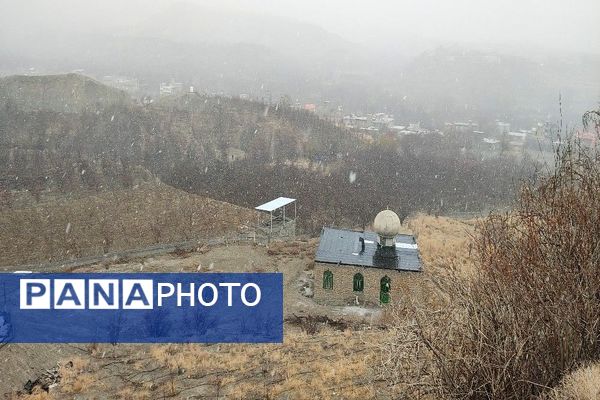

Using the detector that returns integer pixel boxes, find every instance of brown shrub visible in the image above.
[267,241,301,256]
[6,389,55,400]
[383,134,600,399]
[59,357,94,394]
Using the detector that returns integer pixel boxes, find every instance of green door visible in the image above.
[323,270,333,290]
[353,273,364,292]
[380,276,391,304]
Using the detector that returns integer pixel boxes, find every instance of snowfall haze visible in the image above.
[2,1,600,398]
[1,0,599,127]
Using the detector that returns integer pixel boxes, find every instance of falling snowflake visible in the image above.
[349,171,357,184]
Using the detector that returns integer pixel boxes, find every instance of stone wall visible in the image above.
[313,262,422,306]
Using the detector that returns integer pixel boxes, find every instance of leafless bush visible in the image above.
[383,131,600,399]
[285,314,355,335]
[296,315,321,335]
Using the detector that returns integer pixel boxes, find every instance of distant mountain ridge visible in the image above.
[1,1,598,126]
[0,73,131,113]
[133,2,354,64]
[0,74,350,193]
[389,47,600,126]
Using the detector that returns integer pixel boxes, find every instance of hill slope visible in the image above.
[0,182,258,266]
[0,73,131,112]
[0,74,350,193]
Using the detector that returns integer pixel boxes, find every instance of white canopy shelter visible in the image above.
[255,197,297,235]
[255,197,296,212]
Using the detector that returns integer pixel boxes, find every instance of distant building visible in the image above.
[577,131,599,147]
[342,113,395,132]
[141,96,154,106]
[496,121,511,136]
[303,103,317,112]
[390,125,407,132]
[507,131,527,145]
[159,81,184,97]
[408,122,421,131]
[343,114,369,130]
[391,122,437,136]
[480,137,501,152]
[102,75,140,95]
[372,113,394,131]
[482,137,500,145]
[444,121,479,134]
[313,210,422,306]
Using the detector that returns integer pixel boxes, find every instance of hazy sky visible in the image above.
[1,0,599,55]
[208,0,600,53]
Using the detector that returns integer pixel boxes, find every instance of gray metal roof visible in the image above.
[255,197,296,212]
[315,227,422,272]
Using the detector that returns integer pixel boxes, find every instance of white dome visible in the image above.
[373,210,401,238]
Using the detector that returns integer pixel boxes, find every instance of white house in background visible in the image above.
[508,131,527,146]
[159,81,184,97]
[496,121,511,135]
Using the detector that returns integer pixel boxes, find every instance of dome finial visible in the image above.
[373,209,401,247]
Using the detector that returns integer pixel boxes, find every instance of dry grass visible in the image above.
[267,238,318,259]
[145,329,379,399]
[6,390,55,400]
[0,182,258,266]
[58,357,94,394]
[116,386,152,400]
[547,364,600,400]
[48,327,386,399]
[407,213,477,275]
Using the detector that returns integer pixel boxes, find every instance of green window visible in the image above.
[323,270,333,290]
[353,273,364,292]
[380,276,391,304]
